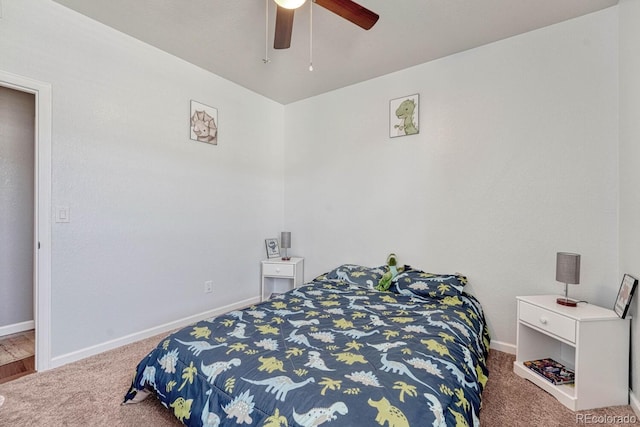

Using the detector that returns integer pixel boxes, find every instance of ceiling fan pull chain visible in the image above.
[263,0,271,64]
[309,0,313,71]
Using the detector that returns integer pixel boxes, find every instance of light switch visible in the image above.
[55,206,70,223]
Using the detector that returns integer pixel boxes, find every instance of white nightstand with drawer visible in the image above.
[260,257,304,301]
[514,295,630,411]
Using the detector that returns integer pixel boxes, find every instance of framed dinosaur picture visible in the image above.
[389,94,419,138]
[190,100,218,145]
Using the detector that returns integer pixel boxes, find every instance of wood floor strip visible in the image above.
[0,330,35,383]
[0,356,35,384]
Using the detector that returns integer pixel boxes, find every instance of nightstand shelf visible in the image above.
[260,257,304,301]
[514,295,629,411]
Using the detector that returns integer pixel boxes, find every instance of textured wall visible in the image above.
[0,0,626,370]
[0,0,285,358]
[284,8,619,347]
[0,86,35,328]
[619,0,640,404]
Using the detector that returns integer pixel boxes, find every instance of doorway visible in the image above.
[0,71,52,374]
[0,86,35,382]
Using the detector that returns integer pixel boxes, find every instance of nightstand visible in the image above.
[260,257,304,301]
[513,295,630,410]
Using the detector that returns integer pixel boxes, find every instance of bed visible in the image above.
[123,264,490,426]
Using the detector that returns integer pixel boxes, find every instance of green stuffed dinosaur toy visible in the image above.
[376,253,403,292]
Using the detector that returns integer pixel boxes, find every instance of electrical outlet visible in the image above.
[204,281,213,293]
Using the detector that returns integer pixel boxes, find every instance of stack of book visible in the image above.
[523,358,575,385]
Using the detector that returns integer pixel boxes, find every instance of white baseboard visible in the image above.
[0,320,35,337]
[49,297,260,369]
[489,340,516,354]
[630,390,640,416]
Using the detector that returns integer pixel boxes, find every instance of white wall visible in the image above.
[284,8,619,346]
[0,0,625,367]
[0,0,285,358]
[619,0,640,404]
[0,87,35,328]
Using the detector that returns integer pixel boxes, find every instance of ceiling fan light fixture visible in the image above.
[274,0,307,9]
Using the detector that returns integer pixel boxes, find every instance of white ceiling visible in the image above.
[52,0,618,105]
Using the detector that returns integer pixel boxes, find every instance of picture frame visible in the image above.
[614,274,638,319]
[190,100,218,145]
[265,238,280,259]
[389,94,419,138]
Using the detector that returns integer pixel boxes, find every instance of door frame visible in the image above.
[0,70,52,371]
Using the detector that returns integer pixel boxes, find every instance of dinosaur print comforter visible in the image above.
[124,265,490,427]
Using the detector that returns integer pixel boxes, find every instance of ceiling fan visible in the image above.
[273,0,379,49]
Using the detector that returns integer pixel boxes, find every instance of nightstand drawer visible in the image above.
[519,301,576,343]
[262,263,295,277]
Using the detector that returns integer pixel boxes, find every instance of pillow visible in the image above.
[391,269,467,298]
[318,264,385,289]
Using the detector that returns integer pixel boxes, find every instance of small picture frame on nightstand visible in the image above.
[265,238,280,259]
[614,274,638,319]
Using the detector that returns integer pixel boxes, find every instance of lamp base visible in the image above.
[556,297,577,307]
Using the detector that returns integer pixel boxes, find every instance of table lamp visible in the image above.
[281,231,291,261]
[556,252,580,307]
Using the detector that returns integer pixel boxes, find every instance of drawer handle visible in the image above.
[276,268,280,273]
[539,317,548,325]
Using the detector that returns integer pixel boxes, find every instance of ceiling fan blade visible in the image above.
[274,6,295,49]
[314,0,379,30]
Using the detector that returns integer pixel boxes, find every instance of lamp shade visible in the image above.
[274,0,307,9]
[280,232,291,249]
[556,252,580,284]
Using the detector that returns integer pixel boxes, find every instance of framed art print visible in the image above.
[265,238,280,259]
[390,94,419,138]
[190,100,218,145]
[614,274,638,318]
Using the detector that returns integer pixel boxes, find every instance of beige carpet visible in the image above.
[0,335,636,426]
[480,351,637,426]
